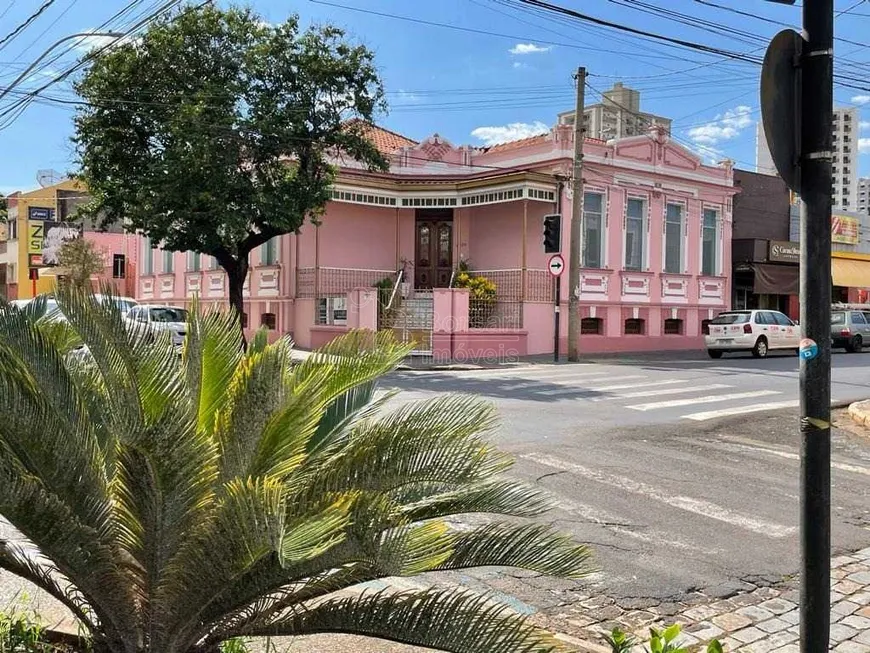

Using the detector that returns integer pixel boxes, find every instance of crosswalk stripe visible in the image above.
[532,375,649,396]
[550,497,720,555]
[446,365,598,378]
[627,390,781,412]
[682,400,799,421]
[523,453,795,538]
[720,437,870,477]
[602,383,732,400]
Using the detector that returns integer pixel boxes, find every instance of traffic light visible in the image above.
[543,214,561,253]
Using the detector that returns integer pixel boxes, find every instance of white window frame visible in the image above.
[582,190,607,269]
[187,251,201,272]
[662,201,686,274]
[142,238,153,275]
[261,237,278,266]
[700,206,720,277]
[624,195,647,272]
[162,249,173,274]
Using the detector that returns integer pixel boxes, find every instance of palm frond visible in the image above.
[183,303,244,437]
[395,479,553,522]
[0,539,98,630]
[290,330,411,453]
[434,523,594,579]
[304,395,506,498]
[238,587,573,652]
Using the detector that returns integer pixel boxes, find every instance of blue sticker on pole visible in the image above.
[799,338,818,360]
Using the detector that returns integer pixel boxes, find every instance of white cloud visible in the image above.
[687,105,753,145]
[860,121,870,130]
[851,95,870,105]
[471,121,549,146]
[71,29,135,54]
[859,137,870,154]
[512,61,526,69]
[509,43,550,55]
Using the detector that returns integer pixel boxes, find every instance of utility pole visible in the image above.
[799,1,833,651]
[567,66,586,362]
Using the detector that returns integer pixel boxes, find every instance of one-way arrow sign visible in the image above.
[548,254,565,277]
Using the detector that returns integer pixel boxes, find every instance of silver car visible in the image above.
[124,304,189,347]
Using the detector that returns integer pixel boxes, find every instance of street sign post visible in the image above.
[760,2,833,651]
[548,254,565,277]
[549,254,565,362]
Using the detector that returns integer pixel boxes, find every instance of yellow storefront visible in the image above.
[12,179,84,299]
[832,251,870,304]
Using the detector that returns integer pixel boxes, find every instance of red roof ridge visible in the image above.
[344,118,417,153]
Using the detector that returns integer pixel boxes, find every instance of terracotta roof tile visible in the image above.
[346,119,417,153]
[484,133,549,153]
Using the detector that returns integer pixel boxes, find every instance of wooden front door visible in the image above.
[415,213,453,288]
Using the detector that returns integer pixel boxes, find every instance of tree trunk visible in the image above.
[224,256,249,345]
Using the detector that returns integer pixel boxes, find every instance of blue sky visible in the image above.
[1,0,869,196]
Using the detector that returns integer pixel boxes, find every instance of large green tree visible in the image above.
[74,4,388,322]
[0,289,592,653]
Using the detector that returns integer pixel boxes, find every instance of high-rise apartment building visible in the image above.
[557,82,672,141]
[756,107,858,212]
[858,177,869,215]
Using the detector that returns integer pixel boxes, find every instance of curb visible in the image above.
[848,399,870,427]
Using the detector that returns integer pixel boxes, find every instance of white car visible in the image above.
[94,294,139,317]
[7,296,65,322]
[124,304,189,347]
[705,309,799,359]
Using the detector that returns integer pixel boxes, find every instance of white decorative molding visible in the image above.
[186,274,202,297]
[620,273,651,303]
[257,269,280,297]
[206,273,225,298]
[140,277,155,300]
[698,278,725,305]
[159,276,175,299]
[661,276,689,304]
[578,272,611,301]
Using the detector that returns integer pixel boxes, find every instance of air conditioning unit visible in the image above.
[317,297,347,325]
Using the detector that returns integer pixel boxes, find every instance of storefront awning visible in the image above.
[751,263,799,295]
[832,257,870,289]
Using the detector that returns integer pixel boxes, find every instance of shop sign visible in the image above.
[27,223,44,255]
[27,206,54,221]
[769,240,800,264]
[832,214,859,245]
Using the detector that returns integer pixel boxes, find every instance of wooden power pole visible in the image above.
[567,66,586,362]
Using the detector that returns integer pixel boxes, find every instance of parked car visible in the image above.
[705,309,799,359]
[7,296,66,322]
[94,294,139,317]
[831,306,870,352]
[124,304,189,347]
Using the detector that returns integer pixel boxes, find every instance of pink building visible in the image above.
[136,122,738,359]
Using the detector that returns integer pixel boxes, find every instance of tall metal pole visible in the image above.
[799,1,833,651]
[567,66,586,362]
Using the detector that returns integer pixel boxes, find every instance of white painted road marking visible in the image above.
[628,390,781,412]
[533,375,651,396]
[522,453,795,538]
[603,383,732,400]
[682,400,800,421]
[722,437,870,477]
[551,497,721,555]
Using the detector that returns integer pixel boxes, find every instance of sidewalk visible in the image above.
[537,546,870,653]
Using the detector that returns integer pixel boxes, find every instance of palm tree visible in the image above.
[0,288,593,653]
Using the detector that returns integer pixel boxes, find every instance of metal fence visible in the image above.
[379,287,434,355]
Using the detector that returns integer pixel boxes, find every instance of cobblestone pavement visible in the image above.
[534,547,870,653]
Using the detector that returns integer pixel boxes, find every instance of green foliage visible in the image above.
[73,4,389,318]
[57,237,105,289]
[219,638,251,653]
[453,264,497,328]
[0,285,593,653]
[603,626,635,653]
[605,625,725,653]
[0,606,52,652]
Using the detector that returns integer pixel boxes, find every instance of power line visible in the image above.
[0,0,57,51]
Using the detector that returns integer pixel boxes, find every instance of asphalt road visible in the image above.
[381,350,870,608]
